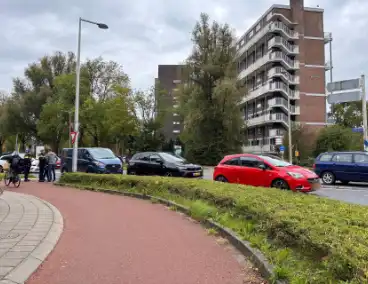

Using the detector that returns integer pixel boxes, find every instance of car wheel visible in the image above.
[321,171,335,185]
[164,172,172,177]
[271,179,289,190]
[215,175,228,182]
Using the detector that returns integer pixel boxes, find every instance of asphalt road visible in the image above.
[45,168,368,206]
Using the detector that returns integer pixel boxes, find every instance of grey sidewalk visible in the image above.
[0,191,63,284]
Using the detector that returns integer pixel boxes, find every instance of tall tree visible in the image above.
[331,102,364,128]
[177,13,244,165]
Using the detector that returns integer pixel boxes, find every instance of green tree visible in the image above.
[331,102,365,128]
[176,13,244,165]
[314,125,362,156]
[127,86,168,152]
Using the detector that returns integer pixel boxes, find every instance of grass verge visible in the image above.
[59,173,368,284]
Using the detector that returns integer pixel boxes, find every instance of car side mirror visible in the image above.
[258,164,266,170]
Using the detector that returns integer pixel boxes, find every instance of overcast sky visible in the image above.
[0,0,367,94]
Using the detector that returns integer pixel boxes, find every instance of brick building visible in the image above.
[155,65,185,141]
[237,0,328,153]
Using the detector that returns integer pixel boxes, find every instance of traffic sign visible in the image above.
[327,78,360,92]
[70,131,78,144]
[275,138,282,145]
[327,78,362,104]
[352,127,364,133]
[279,145,285,152]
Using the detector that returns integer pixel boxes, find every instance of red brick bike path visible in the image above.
[12,182,264,284]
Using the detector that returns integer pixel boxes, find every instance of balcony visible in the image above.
[238,51,299,81]
[269,51,299,70]
[290,105,300,115]
[268,67,299,85]
[241,81,299,104]
[268,97,288,112]
[242,143,272,153]
[269,128,285,137]
[245,112,288,128]
[268,36,299,54]
[324,32,332,44]
[236,19,299,59]
[269,21,298,40]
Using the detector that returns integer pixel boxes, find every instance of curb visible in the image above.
[55,182,285,284]
[1,193,64,284]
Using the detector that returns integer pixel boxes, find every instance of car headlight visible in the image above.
[94,161,105,168]
[287,172,304,179]
[177,165,187,170]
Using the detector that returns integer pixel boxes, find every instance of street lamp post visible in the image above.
[72,17,108,173]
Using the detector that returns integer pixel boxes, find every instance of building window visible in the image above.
[173,104,179,108]
[173,80,181,84]
[173,121,181,125]
[173,130,180,134]
[266,12,272,21]
[173,113,179,116]
[256,23,261,32]
[248,30,254,38]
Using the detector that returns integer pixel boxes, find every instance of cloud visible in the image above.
[0,0,367,94]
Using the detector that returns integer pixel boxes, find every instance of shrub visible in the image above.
[60,173,368,283]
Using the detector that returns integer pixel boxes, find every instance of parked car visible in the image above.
[60,147,123,174]
[213,153,320,192]
[0,153,26,173]
[30,159,39,173]
[314,151,368,185]
[127,152,203,178]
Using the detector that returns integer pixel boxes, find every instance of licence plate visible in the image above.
[312,182,321,190]
[193,172,201,177]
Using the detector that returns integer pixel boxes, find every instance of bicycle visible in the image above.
[4,170,21,188]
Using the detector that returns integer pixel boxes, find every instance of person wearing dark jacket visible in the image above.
[38,150,47,182]
[23,150,32,182]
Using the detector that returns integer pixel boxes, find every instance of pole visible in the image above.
[361,74,367,151]
[68,112,72,148]
[15,134,18,154]
[288,96,292,163]
[328,34,333,123]
[72,18,82,172]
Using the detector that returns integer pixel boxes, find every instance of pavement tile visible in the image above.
[0,192,63,282]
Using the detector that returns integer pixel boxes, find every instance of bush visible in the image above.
[60,173,368,283]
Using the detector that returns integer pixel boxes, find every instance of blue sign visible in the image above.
[364,140,368,147]
[352,127,364,133]
[279,145,285,152]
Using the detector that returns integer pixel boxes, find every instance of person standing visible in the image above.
[38,150,47,182]
[46,149,57,182]
[23,150,32,182]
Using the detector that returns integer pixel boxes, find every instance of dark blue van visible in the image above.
[314,151,368,185]
[61,147,123,174]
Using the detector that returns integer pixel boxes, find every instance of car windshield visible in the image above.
[160,152,187,163]
[259,155,291,167]
[88,148,116,159]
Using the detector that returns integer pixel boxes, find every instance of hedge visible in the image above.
[59,173,368,283]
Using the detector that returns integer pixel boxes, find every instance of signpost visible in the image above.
[71,131,78,145]
[327,75,367,151]
[279,145,285,160]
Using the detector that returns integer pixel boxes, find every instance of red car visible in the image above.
[56,157,61,169]
[213,154,320,192]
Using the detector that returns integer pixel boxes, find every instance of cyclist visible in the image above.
[3,152,22,183]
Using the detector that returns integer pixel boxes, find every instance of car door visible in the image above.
[77,149,89,172]
[353,153,368,182]
[136,153,151,175]
[148,154,164,175]
[330,153,354,182]
[239,157,265,186]
[220,157,242,183]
